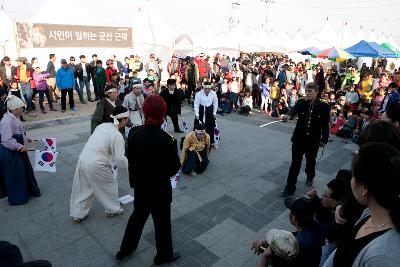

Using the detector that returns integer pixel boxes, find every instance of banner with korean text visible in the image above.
[16,22,132,48]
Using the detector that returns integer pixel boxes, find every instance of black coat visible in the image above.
[160,89,181,115]
[287,98,330,144]
[127,125,180,203]
[75,63,92,81]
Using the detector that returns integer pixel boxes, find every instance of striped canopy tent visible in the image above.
[315,47,354,62]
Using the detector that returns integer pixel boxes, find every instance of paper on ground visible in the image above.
[119,194,134,204]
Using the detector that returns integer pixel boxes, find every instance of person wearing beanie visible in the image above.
[70,105,129,224]
[0,95,41,205]
[117,95,181,265]
[194,81,218,148]
[160,79,183,133]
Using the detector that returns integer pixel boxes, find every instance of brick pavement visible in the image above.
[0,106,357,267]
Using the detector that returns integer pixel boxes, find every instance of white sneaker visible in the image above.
[106,208,124,218]
[190,171,198,177]
[211,143,219,149]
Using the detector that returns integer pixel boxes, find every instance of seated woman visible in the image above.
[0,95,41,205]
[239,89,253,116]
[180,123,210,176]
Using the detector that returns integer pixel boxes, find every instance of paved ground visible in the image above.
[0,105,357,267]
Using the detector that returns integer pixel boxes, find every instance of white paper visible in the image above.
[118,194,134,204]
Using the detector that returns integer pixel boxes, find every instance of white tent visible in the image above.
[366,29,378,43]
[173,33,193,57]
[308,19,339,49]
[337,23,355,49]
[241,29,266,52]
[131,1,174,63]
[31,0,101,25]
[0,4,17,59]
[388,35,400,49]
[265,30,291,52]
[353,26,367,44]
[376,32,388,44]
[193,27,220,54]
[291,31,306,51]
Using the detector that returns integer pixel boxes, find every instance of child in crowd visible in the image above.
[330,111,345,135]
[239,89,253,116]
[129,71,141,87]
[260,76,271,113]
[336,110,357,140]
[217,94,229,116]
[221,77,229,94]
[329,93,336,106]
[288,88,298,109]
[330,106,338,128]
[270,79,280,117]
[344,84,359,110]
[118,76,129,101]
[142,78,155,98]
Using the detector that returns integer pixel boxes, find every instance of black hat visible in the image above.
[60,59,67,64]
[284,197,315,220]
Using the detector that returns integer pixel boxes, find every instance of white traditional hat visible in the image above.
[6,95,25,110]
[265,229,299,260]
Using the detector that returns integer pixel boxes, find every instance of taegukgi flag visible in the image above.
[41,138,56,152]
[34,150,58,172]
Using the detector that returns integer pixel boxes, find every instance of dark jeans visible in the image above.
[79,76,92,100]
[119,200,173,259]
[38,89,53,110]
[60,89,74,110]
[74,79,83,101]
[229,92,239,109]
[96,81,105,99]
[166,112,180,131]
[285,141,320,192]
[182,150,209,174]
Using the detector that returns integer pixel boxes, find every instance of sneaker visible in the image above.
[105,208,124,218]
[50,107,58,111]
[41,109,47,114]
[70,107,78,111]
[80,100,87,104]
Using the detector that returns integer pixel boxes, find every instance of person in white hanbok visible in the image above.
[123,84,144,135]
[70,106,129,224]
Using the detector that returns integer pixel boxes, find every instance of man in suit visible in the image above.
[75,55,93,102]
[116,95,181,265]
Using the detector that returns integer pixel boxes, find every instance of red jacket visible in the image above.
[105,67,114,83]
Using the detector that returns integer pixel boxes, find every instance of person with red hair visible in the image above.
[117,95,181,265]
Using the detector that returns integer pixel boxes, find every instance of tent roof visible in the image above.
[354,27,367,43]
[366,30,378,43]
[193,27,219,50]
[312,19,339,48]
[381,43,400,57]
[338,24,355,49]
[31,0,101,25]
[0,5,14,42]
[345,40,397,58]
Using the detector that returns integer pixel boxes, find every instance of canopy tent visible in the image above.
[376,33,388,44]
[316,47,354,62]
[265,31,291,52]
[388,36,399,50]
[345,40,397,58]
[380,43,400,57]
[0,4,17,59]
[241,29,266,52]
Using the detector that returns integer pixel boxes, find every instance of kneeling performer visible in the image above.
[70,106,129,224]
[181,123,210,175]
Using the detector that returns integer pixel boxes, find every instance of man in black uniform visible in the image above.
[160,79,183,133]
[116,95,181,265]
[281,82,330,197]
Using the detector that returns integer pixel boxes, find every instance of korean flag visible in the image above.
[41,138,56,152]
[34,150,58,172]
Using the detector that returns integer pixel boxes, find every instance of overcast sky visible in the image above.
[3,0,400,46]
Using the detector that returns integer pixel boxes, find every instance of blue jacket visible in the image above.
[56,67,75,89]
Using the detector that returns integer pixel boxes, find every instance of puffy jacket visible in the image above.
[56,67,75,89]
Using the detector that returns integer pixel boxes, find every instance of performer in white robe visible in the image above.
[70,106,129,224]
[194,82,218,148]
[122,84,144,134]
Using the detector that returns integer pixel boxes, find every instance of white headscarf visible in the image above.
[110,111,129,125]
[6,95,25,110]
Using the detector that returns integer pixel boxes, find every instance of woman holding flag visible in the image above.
[0,95,41,205]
